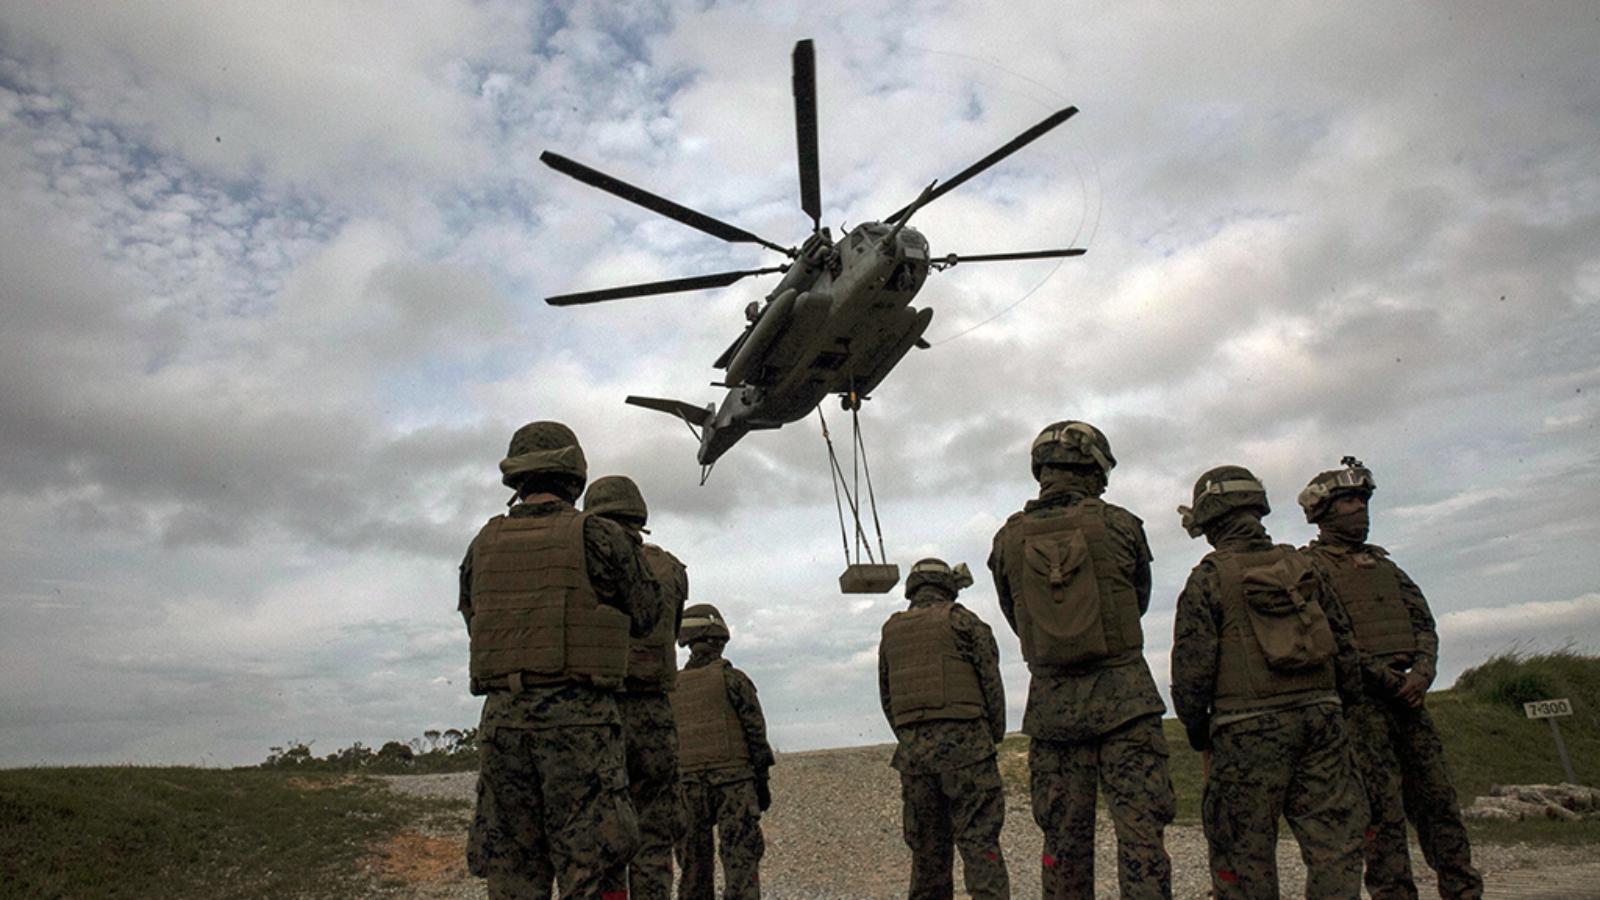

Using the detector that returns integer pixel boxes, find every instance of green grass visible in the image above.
[0,767,467,900]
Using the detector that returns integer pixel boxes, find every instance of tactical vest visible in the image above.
[467,508,629,692]
[1002,499,1144,669]
[673,661,751,772]
[1211,545,1338,712]
[1306,544,1418,660]
[881,602,986,726]
[626,543,687,692]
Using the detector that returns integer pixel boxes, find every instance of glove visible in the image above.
[1394,671,1429,710]
[754,771,772,811]
[1185,718,1211,753]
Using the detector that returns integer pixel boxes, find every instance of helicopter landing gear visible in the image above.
[819,397,899,594]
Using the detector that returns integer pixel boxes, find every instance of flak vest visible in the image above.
[881,602,986,726]
[1211,545,1339,713]
[673,661,751,773]
[1002,499,1144,669]
[467,507,630,693]
[1305,544,1418,661]
[625,543,687,693]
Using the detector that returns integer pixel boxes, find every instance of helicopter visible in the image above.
[541,39,1086,474]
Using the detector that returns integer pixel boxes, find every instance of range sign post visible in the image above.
[1524,698,1577,785]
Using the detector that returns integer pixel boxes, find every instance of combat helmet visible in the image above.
[678,603,731,646]
[583,474,648,527]
[904,558,976,599]
[1177,465,1270,538]
[499,421,587,495]
[1297,456,1376,524]
[1031,421,1116,481]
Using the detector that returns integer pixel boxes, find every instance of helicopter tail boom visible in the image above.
[625,394,753,467]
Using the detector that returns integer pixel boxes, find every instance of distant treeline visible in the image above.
[259,727,480,773]
[256,648,1600,782]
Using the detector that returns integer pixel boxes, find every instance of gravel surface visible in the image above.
[375,744,1600,899]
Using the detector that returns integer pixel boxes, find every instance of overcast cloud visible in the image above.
[2,1,1598,767]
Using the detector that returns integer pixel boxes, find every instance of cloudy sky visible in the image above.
[3,1,1598,768]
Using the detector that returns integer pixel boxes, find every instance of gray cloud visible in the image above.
[2,1,1598,766]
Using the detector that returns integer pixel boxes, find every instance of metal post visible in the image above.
[1548,717,1578,785]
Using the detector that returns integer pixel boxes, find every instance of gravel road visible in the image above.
[376,743,1600,899]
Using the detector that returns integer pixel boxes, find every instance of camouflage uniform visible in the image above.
[609,543,690,900]
[1171,510,1368,900]
[879,576,1011,900]
[675,641,774,900]
[988,469,1175,900]
[585,470,693,900]
[460,499,661,900]
[1303,536,1482,900]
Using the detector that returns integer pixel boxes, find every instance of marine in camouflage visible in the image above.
[1170,468,1367,900]
[459,422,662,900]
[585,476,691,900]
[675,625,774,900]
[987,424,1175,900]
[1300,463,1482,900]
[879,561,1010,900]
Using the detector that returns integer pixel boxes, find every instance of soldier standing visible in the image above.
[879,558,1011,900]
[1170,466,1368,900]
[1298,460,1484,900]
[460,421,661,900]
[673,604,774,900]
[584,475,690,900]
[987,421,1175,900]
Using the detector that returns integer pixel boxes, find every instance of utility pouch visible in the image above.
[1020,525,1110,666]
[1241,556,1334,671]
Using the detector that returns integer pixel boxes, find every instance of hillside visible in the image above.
[3,650,1596,898]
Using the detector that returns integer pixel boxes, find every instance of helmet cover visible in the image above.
[904,558,975,599]
[583,474,649,525]
[1031,420,1116,480]
[1297,457,1376,523]
[1177,465,1270,537]
[500,421,587,489]
[678,603,731,646]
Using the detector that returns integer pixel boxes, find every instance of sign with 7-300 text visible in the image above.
[1524,698,1573,719]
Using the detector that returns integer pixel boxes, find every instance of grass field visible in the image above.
[4,650,1596,895]
[0,767,467,900]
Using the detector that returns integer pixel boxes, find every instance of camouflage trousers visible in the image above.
[1203,703,1367,900]
[467,724,640,900]
[678,776,764,900]
[1347,697,1483,900]
[1030,714,1175,900]
[900,756,1010,900]
[599,693,688,900]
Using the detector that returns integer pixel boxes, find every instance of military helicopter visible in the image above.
[542,40,1085,475]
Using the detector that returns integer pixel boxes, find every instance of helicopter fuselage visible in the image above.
[688,222,934,464]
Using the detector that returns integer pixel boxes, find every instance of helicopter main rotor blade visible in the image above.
[545,267,787,306]
[885,105,1079,224]
[937,248,1086,267]
[541,151,793,256]
[792,39,822,233]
